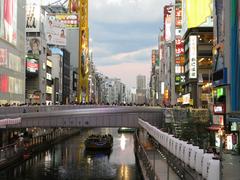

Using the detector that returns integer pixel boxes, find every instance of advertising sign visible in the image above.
[46,73,52,81]
[0,117,21,126]
[0,0,17,45]
[46,86,52,94]
[175,75,185,85]
[152,50,158,65]
[182,0,213,35]
[49,13,79,28]
[46,60,52,68]
[26,57,38,73]
[0,48,7,66]
[0,74,8,93]
[182,93,190,105]
[26,37,41,58]
[213,115,224,126]
[161,82,165,95]
[164,5,173,41]
[189,36,197,79]
[45,15,66,46]
[25,1,40,32]
[213,104,225,114]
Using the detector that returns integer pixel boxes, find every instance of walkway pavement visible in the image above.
[222,153,240,180]
[139,127,240,180]
[139,130,180,180]
[146,149,181,180]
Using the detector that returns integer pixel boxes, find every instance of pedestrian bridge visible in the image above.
[1,106,165,128]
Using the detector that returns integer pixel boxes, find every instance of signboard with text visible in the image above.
[189,36,197,79]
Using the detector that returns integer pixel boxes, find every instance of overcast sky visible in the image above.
[89,0,172,88]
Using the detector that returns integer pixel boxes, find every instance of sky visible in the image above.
[45,0,172,88]
[89,0,172,88]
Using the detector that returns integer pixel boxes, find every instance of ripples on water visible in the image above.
[0,128,142,180]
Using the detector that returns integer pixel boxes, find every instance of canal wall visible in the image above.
[0,128,80,170]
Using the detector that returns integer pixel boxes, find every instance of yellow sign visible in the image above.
[183,0,213,35]
[190,99,194,106]
[46,86,52,94]
[177,97,183,103]
[46,60,52,68]
[186,0,213,28]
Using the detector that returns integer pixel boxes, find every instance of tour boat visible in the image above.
[118,127,136,133]
[84,134,113,150]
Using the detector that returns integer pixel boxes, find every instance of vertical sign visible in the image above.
[189,35,197,79]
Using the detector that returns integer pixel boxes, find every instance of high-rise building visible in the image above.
[136,75,146,90]
[136,75,146,104]
[0,0,26,105]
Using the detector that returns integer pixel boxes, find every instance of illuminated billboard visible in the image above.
[26,57,38,74]
[182,93,190,105]
[0,0,17,45]
[152,49,158,66]
[182,0,213,35]
[48,14,79,28]
[25,1,40,32]
[0,74,8,93]
[189,36,197,79]
[46,15,66,46]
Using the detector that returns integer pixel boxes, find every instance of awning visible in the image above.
[207,125,223,131]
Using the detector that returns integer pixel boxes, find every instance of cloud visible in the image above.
[88,0,173,87]
[90,0,172,24]
[97,62,151,88]
[94,46,156,66]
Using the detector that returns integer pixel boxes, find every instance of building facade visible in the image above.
[136,75,146,105]
[0,0,26,105]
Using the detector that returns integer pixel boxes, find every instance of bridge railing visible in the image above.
[0,105,112,115]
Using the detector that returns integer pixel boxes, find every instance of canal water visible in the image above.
[0,128,142,180]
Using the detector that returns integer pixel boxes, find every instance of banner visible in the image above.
[0,117,21,126]
[182,0,213,35]
[189,36,197,79]
[0,0,17,45]
[25,1,40,32]
[49,13,79,28]
[26,37,41,58]
[45,15,66,46]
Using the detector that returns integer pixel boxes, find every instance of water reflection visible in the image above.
[0,128,142,180]
[120,134,126,151]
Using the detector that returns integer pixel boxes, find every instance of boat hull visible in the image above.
[84,134,113,150]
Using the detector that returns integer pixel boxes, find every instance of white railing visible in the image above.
[138,118,220,180]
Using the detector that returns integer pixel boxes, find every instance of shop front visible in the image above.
[227,113,240,154]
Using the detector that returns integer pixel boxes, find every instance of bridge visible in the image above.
[0,106,165,128]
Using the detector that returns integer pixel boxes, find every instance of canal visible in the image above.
[0,128,142,180]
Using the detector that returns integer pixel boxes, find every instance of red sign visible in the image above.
[213,115,224,126]
[0,74,8,93]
